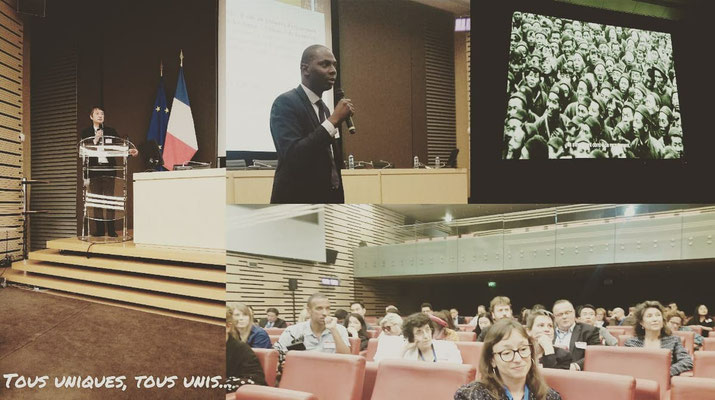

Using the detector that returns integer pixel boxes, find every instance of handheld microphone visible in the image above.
[334,89,356,135]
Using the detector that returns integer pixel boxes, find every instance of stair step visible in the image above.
[29,249,225,284]
[12,260,225,301]
[5,269,224,318]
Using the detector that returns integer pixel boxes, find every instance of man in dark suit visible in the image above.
[552,299,601,370]
[450,308,466,325]
[258,307,287,329]
[80,106,138,237]
[269,44,354,203]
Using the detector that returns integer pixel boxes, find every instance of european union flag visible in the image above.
[146,75,169,151]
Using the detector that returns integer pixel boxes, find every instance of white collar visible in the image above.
[301,84,322,105]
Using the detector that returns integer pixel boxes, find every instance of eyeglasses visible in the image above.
[382,325,392,332]
[554,310,574,318]
[495,345,532,362]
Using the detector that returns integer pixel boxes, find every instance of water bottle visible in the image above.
[348,154,355,169]
[435,156,441,169]
[413,156,419,169]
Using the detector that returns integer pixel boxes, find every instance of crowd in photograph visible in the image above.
[503,12,683,159]
[226,295,712,399]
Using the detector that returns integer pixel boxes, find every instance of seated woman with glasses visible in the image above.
[526,310,572,369]
[455,319,561,400]
[379,312,403,336]
[401,312,462,363]
[373,313,405,362]
[624,300,693,376]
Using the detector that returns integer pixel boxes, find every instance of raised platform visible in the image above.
[7,237,226,320]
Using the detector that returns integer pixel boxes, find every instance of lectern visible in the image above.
[78,136,136,242]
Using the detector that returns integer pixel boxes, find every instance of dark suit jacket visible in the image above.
[269,85,345,203]
[258,318,287,329]
[554,322,601,369]
[80,125,120,167]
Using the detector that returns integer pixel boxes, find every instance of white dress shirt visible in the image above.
[300,84,338,138]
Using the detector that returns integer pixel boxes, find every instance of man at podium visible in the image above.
[80,106,138,237]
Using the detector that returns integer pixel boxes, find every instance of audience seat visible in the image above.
[456,331,476,342]
[607,327,626,337]
[233,385,318,400]
[464,316,472,323]
[265,328,285,336]
[694,351,715,378]
[672,330,695,355]
[369,359,476,400]
[455,341,483,373]
[367,330,379,338]
[269,335,281,345]
[584,345,671,400]
[252,348,279,387]
[349,337,361,355]
[363,338,378,361]
[361,361,378,400]
[689,325,703,336]
[704,338,715,351]
[279,351,365,400]
[619,325,636,336]
[710,331,715,338]
[365,316,378,325]
[540,368,636,400]
[617,334,634,346]
[671,376,715,400]
[457,324,471,332]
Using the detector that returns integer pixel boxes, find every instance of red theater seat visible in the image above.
[686,325,702,335]
[540,368,636,400]
[710,331,715,338]
[607,327,626,338]
[252,348,279,387]
[265,328,285,336]
[270,335,281,345]
[349,337,361,355]
[369,359,476,400]
[362,361,378,400]
[365,316,378,325]
[363,338,378,361]
[457,331,476,342]
[618,334,634,346]
[455,341,483,372]
[694,351,715,378]
[457,324,472,332]
[619,325,636,336]
[671,376,715,400]
[673,330,695,355]
[279,351,365,400]
[584,345,671,400]
[704,338,715,351]
[464,316,473,323]
[367,329,379,338]
[233,385,318,400]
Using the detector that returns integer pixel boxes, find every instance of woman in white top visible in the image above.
[400,312,462,363]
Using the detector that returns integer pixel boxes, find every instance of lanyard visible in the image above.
[418,343,436,362]
[504,385,529,400]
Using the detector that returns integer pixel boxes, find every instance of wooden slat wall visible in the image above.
[227,205,410,321]
[424,25,456,166]
[0,0,23,260]
[29,19,78,250]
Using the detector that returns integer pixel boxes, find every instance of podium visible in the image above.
[78,136,135,243]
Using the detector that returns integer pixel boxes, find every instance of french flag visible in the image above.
[163,66,198,170]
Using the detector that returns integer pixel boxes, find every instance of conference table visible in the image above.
[226,168,468,204]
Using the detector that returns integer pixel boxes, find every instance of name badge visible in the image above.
[323,342,336,350]
[575,341,587,349]
[106,138,113,144]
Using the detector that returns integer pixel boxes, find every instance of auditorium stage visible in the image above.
[4,237,226,323]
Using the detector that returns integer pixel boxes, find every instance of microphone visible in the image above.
[99,123,104,145]
[334,89,356,134]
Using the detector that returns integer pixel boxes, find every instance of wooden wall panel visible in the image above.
[227,205,410,321]
[0,0,22,261]
[425,24,456,166]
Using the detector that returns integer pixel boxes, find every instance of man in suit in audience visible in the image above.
[552,299,601,370]
[269,44,354,203]
[274,293,350,354]
[450,308,466,325]
[477,296,514,341]
[258,307,287,329]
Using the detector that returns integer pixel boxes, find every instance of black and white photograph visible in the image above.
[503,12,683,159]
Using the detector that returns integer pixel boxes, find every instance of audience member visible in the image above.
[552,299,601,370]
[225,307,266,392]
[385,305,400,315]
[274,293,350,354]
[350,301,373,330]
[687,304,713,332]
[526,310,572,369]
[577,304,617,346]
[595,307,609,327]
[666,310,704,350]
[421,302,434,315]
[373,313,406,362]
[379,313,403,337]
[258,307,287,329]
[473,313,493,338]
[611,307,626,325]
[668,302,678,312]
[344,312,369,351]
[624,300,693,376]
[401,313,462,363]
[454,319,561,400]
[229,303,272,349]
[520,307,532,325]
[621,306,637,326]
[451,308,467,325]
[478,296,514,342]
[334,308,349,325]
[431,312,460,342]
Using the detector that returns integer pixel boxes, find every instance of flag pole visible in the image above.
[179,50,184,67]
[160,60,163,77]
